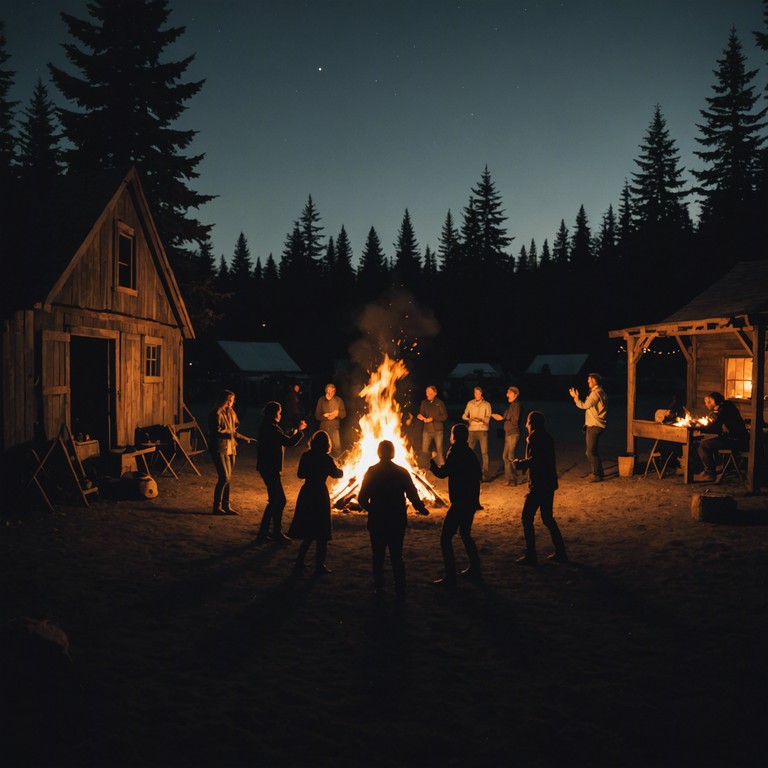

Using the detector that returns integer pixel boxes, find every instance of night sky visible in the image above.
[3,0,766,266]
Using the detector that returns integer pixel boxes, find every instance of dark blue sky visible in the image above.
[3,0,766,266]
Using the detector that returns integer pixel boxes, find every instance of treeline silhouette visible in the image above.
[1,3,767,384]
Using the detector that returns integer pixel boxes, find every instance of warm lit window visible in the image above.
[144,339,162,379]
[116,221,136,291]
[724,357,752,400]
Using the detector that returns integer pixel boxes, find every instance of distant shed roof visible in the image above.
[447,363,500,378]
[525,353,589,376]
[217,341,301,374]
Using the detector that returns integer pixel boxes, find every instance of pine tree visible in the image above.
[630,105,690,229]
[17,78,63,182]
[528,239,538,271]
[49,0,213,266]
[539,239,552,269]
[569,206,592,268]
[392,209,421,288]
[516,244,528,275]
[693,30,767,235]
[437,209,461,273]
[423,245,437,278]
[617,181,635,247]
[299,194,325,273]
[462,166,512,276]
[595,205,618,263]
[333,225,356,293]
[358,226,388,297]
[230,233,253,284]
[0,22,18,179]
[552,220,569,266]
[279,224,305,282]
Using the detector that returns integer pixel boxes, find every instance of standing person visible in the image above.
[207,389,254,515]
[288,430,343,575]
[491,386,522,486]
[315,383,346,457]
[256,401,306,544]
[284,381,305,433]
[417,384,448,466]
[429,423,483,588]
[513,410,567,565]
[462,386,492,481]
[569,372,608,482]
[357,440,429,599]
[694,391,749,482]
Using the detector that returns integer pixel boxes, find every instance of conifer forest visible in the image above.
[1,1,768,386]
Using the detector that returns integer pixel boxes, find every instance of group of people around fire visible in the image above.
[206,370,749,597]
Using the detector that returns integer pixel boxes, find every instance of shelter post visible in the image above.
[748,323,765,492]
[625,335,637,455]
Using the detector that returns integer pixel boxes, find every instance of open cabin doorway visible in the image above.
[70,335,116,449]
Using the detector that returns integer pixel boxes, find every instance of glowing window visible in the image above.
[724,357,752,400]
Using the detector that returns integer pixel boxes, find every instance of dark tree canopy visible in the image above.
[49,0,214,269]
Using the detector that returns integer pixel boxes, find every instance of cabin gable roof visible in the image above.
[609,260,768,338]
[2,167,194,339]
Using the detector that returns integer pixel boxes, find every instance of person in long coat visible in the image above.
[289,430,343,575]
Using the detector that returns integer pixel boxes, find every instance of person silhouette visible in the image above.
[288,430,343,575]
[357,440,429,599]
[429,423,483,588]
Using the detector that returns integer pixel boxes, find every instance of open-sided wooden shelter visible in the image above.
[1,166,195,459]
[609,260,768,492]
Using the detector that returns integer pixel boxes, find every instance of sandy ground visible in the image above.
[2,398,768,768]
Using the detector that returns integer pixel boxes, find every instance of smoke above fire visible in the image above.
[348,289,439,371]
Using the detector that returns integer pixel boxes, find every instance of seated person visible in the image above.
[694,391,749,481]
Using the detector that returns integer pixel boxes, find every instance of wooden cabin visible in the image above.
[609,260,768,492]
[0,166,195,459]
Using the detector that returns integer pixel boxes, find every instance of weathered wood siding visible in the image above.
[694,334,768,420]
[1,175,187,452]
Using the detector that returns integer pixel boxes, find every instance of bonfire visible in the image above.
[331,354,446,510]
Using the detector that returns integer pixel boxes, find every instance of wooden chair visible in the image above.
[136,425,178,479]
[643,439,673,479]
[167,405,208,476]
[716,448,749,484]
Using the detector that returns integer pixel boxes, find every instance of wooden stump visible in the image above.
[691,493,738,523]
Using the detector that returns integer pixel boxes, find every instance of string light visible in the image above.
[616,345,679,355]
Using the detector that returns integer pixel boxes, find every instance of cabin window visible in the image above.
[144,338,162,380]
[116,221,136,291]
[724,357,752,401]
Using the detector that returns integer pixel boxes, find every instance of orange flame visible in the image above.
[672,409,710,428]
[333,354,437,502]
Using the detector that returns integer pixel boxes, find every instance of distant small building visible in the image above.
[214,340,305,404]
[525,353,589,378]
[445,362,503,402]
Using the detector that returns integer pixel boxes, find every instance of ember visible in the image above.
[331,354,445,510]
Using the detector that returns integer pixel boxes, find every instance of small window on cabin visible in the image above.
[144,340,162,380]
[116,221,136,291]
[724,357,752,400]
